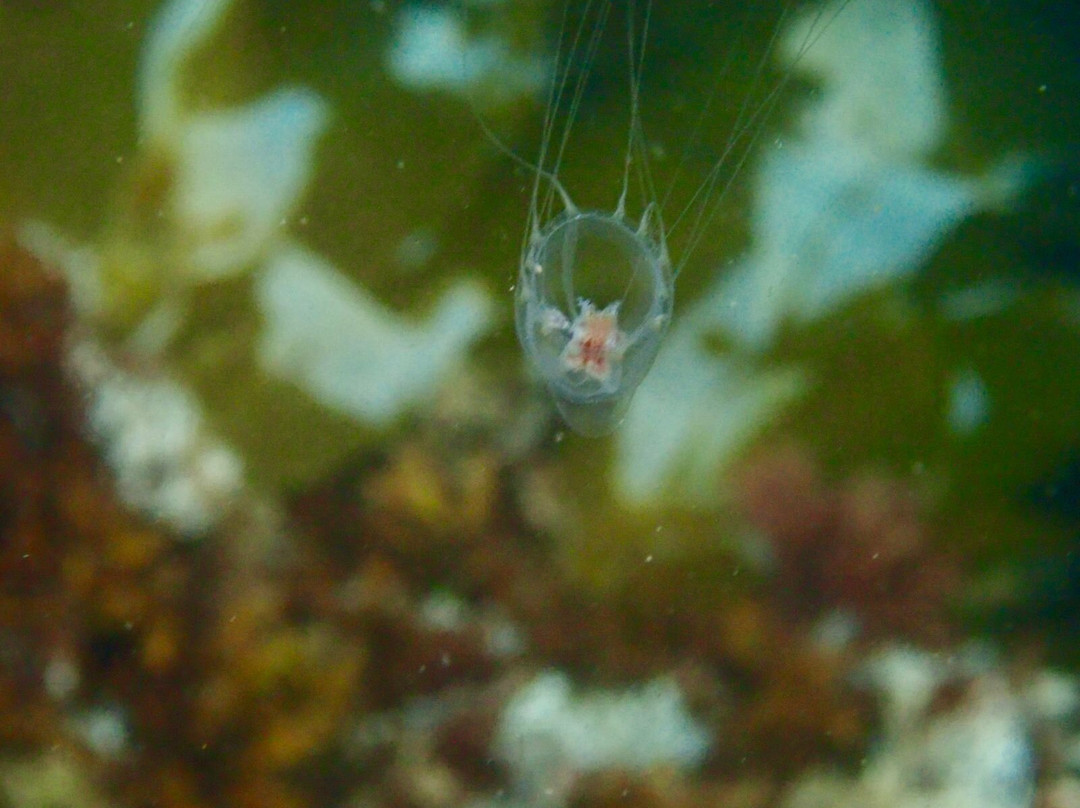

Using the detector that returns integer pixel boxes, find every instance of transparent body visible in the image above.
[515,207,672,436]
[510,0,845,436]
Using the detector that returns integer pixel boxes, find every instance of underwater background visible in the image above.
[1,0,1080,806]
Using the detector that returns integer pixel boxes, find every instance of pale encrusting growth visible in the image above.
[387,3,547,101]
[18,219,248,537]
[68,339,244,537]
[135,0,330,283]
[781,644,1062,808]
[494,671,711,805]
[255,244,491,426]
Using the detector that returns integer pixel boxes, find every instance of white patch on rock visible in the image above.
[387,4,546,100]
[69,339,244,536]
[255,243,492,425]
[494,671,710,805]
[169,89,329,279]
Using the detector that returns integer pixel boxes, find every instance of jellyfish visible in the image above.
[515,203,673,437]
[512,0,672,438]
[511,0,845,436]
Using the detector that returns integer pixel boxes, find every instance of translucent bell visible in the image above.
[515,207,673,436]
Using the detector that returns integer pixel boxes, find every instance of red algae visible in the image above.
[735,443,962,646]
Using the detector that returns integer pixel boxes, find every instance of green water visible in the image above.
[3,0,1079,625]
